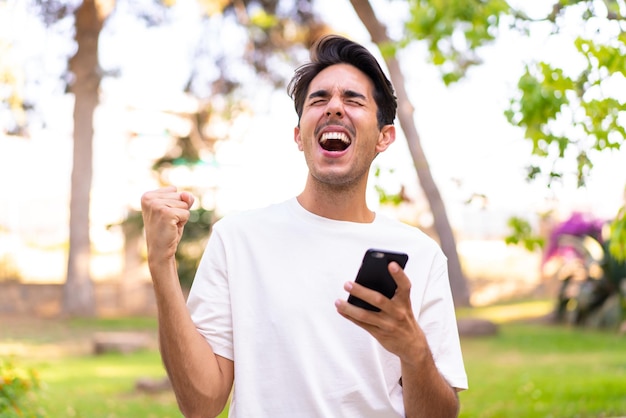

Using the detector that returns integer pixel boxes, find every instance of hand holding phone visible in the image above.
[347,249,409,312]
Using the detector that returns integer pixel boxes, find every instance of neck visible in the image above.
[297,176,374,223]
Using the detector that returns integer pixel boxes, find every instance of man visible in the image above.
[141,34,467,417]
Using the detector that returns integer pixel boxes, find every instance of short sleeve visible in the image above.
[187,226,234,360]
[417,251,468,390]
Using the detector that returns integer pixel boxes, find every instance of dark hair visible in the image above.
[287,35,397,129]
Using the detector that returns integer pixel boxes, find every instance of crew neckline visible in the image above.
[287,197,378,226]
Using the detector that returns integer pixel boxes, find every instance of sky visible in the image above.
[313,0,626,227]
[1,0,625,251]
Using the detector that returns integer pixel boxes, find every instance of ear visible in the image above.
[294,126,304,151]
[375,125,396,153]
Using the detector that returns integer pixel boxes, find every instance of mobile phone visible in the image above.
[347,249,409,312]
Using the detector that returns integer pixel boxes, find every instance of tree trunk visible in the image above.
[63,0,114,316]
[349,0,471,307]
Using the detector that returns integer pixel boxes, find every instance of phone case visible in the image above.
[347,249,409,311]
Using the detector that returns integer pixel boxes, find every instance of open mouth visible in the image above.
[319,131,351,152]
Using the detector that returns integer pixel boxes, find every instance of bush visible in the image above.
[0,360,47,418]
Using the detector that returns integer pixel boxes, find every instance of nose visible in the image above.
[325,96,343,118]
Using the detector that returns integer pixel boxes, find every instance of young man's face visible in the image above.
[294,63,395,189]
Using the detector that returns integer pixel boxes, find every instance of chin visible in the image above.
[310,170,364,188]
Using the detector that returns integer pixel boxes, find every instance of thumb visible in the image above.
[388,261,410,291]
[180,191,195,209]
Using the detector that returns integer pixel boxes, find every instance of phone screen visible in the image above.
[347,249,409,311]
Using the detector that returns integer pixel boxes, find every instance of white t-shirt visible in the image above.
[187,198,468,417]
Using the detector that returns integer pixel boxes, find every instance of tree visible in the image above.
[8,0,117,316]
[4,0,328,316]
[348,0,516,307]
[503,0,626,261]
[63,0,114,316]
[353,0,626,304]
[3,0,479,310]
[15,0,623,315]
[349,0,474,307]
[501,0,626,328]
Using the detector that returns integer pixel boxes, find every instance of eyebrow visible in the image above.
[307,89,367,101]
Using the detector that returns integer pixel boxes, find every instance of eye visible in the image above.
[346,99,364,106]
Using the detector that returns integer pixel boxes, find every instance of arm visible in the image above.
[141,187,234,418]
[396,322,460,418]
[335,262,459,418]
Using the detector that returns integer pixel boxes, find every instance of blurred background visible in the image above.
[1,0,624,312]
[1,0,625,416]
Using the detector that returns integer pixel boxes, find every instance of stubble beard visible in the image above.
[307,160,370,195]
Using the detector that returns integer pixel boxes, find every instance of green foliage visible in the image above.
[500,2,626,257]
[504,216,545,252]
[506,23,626,187]
[0,360,46,418]
[404,0,509,84]
[374,185,404,206]
[372,166,405,206]
[505,63,573,157]
[609,206,626,262]
[177,207,214,289]
[250,9,279,30]
[402,0,625,190]
[119,204,214,289]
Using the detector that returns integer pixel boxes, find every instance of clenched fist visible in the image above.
[141,186,195,264]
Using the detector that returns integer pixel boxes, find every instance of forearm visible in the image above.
[401,349,459,418]
[150,259,233,418]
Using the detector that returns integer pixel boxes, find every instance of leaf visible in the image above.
[504,216,545,252]
[404,0,507,82]
[609,207,626,262]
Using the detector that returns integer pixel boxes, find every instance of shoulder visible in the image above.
[213,199,293,232]
[373,213,447,266]
[375,213,438,245]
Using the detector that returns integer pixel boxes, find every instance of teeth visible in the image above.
[320,132,350,145]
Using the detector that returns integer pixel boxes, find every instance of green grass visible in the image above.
[2,303,625,418]
[459,323,626,417]
[68,316,160,331]
[456,298,556,323]
[1,317,229,418]
[33,351,183,418]
[458,299,626,418]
